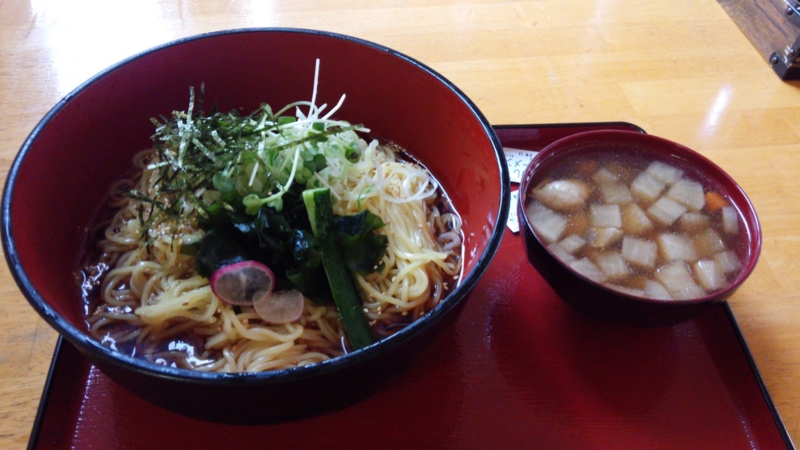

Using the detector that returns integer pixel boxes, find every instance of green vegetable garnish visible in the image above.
[129,84,390,326]
[130,84,368,237]
[303,187,376,350]
[335,210,389,275]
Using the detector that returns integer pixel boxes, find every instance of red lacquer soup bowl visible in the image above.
[518,130,761,326]
[2,29,510,423]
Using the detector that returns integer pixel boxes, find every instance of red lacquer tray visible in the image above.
[29,123,795,450]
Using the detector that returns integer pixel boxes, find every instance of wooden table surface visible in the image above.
[1,0,799,447]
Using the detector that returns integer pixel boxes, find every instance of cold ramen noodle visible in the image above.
[79,64,463,372]
[525,151,745,300]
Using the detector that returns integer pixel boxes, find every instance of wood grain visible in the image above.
[718,0,799,67]
[1,0,799,447]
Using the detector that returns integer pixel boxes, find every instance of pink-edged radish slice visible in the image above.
[253,289,305,324]
[210,261,275,306]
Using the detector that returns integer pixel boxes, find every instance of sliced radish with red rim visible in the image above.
[253,289,305,324]
[210,260,275,306]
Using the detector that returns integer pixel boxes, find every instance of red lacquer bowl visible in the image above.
[518,130,761,326]
[2,29,510,423]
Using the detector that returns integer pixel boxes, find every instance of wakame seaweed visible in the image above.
[192,191,388,305]
[128,85,386,314]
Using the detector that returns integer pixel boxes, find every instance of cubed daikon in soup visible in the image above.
[524,150,748,301]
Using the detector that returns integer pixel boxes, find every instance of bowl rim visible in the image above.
[518,129,762,307]
[1,27,511,384]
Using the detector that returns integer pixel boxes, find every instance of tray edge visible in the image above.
[27,121,795,449]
